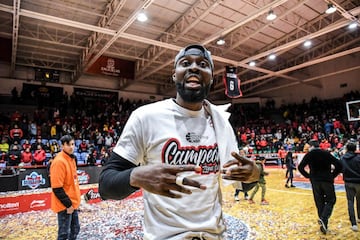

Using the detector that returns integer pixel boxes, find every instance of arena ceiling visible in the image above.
[0,0,359,101]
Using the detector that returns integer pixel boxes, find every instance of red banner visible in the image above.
[86,56,135,79]
[0,188,142,217]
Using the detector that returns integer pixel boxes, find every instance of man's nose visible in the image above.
[188,62,200,71]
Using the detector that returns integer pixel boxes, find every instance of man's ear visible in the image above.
[172,73,176,82]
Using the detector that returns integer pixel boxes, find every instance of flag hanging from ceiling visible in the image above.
[223,66,242,98]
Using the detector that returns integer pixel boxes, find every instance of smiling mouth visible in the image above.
[185,75,201,89]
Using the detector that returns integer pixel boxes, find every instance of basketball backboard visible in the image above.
[346,100,360,121]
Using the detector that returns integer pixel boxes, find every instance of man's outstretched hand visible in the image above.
[222,152,260,182]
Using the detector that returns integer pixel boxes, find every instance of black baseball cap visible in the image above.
[174,44,214,70]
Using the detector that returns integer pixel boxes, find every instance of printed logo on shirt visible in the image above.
[162,138,219,174]
[185,132,208,143]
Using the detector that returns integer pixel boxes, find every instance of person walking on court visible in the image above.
[298,140,342,235]
[50,135,81,240]
[248,156,269,205]
[341,141,360,232]
[285,151,296,188]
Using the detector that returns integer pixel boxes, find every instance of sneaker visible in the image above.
[244,196,249,200]
[285,184,290,188]
[290,185,296,188]
[318,219,327,234]
[234,196,239,201]
[260,199,269,205]
[351,225,359,232]
[248,199,255,204]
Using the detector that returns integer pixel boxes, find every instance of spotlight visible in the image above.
[216,39,226,45]
[348,21,358,29]
[325,3,337,14]
[137,12,148,22]
[268,53,276,60]
[249,61,256,67]
[266,9,277,21]
[303,40,312,47]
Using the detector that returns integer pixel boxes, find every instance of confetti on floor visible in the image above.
[0,168,358,240]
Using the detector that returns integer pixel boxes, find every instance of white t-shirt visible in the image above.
[114,99,236,240]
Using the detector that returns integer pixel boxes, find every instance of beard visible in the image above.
[175,82,211,103]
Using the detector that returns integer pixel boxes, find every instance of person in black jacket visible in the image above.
[298,140,342,235]
[285,151,296,188]
[341,141,360,232]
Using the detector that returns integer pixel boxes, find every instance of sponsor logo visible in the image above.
[0,202,19,211]
[100,58,121,76]
[77,170,90,185]
[84,189,101,202]
[30,200,46,208]
[21,171,46,189]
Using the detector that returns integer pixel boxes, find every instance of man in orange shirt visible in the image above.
[50,135,81,240]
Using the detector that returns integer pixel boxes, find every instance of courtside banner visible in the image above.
[0,188,142,217]
[86,55,135,79]
[223,66,242,98]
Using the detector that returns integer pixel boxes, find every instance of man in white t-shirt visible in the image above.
[99,44,259,240]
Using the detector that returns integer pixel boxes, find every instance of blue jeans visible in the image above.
[57,209,80,240]
[345,182,360,225]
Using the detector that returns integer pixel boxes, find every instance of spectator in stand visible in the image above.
[40,122,51,139]
[31,138,44,152]
[50,123,57,139]
[33,145,46,165]
[50,141,61,154]
[324,120,333,138]
[104,133,113,150]
[9,124,23,144]
[333,118,341,135]
[78,139,88,153]
[10,110,21,123]
[44,141,52,154]
[259,137,268,153]
[273,137,283,153]
[278,146,287,169]
[0,138,9,154]
[320,139,331,151]
[95,130,104,151]
[28,120,37,139]
[284,139,294,152]
[10,140,22,152]
[7,145,21,166]
[22,139,31,151]
[341,141,360,232]
[21,147,33,166]
[20,118,29,139]
[87,144,97,166]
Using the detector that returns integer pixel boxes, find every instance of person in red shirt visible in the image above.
[33,145,46,165]
[278,146,287,168]
[9,124,23,143]
[21,147,33,166]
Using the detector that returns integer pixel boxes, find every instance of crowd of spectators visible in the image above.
[0,89,359,175]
